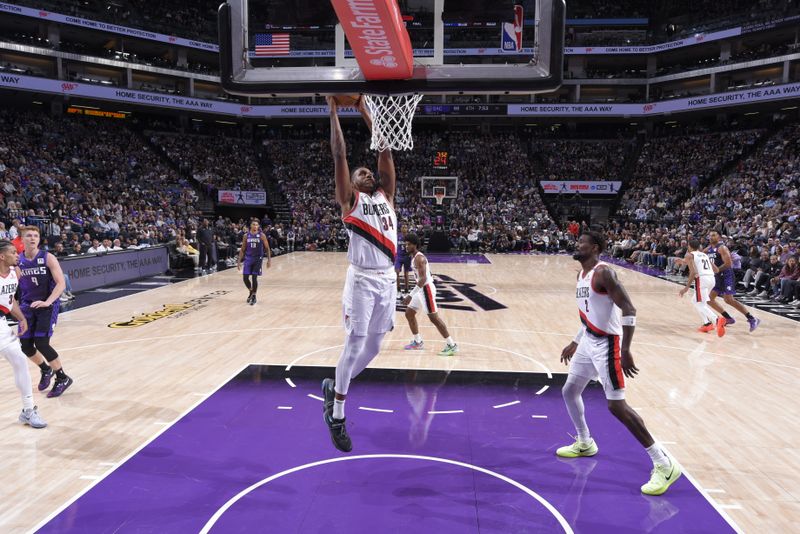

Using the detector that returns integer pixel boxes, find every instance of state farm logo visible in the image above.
[61,83,78,92]
[168,36,177,42]
[370,55,397,68]
[240,106,252,113]
[642,103,655,113]
[695,35,705,42]
[586,47,593,52]
[38,11,48,17]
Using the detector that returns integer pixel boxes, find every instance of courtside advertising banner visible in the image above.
[540,181,623,195]
[217,190,267,205]
[61,246,169,291]
[1,73,798,118]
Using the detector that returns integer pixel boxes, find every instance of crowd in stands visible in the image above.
[530,138,635,182]
[617,129,764,223]
[150,133,266,194]
[609,122,800,305]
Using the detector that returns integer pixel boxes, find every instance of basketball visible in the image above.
[332,94,362,107]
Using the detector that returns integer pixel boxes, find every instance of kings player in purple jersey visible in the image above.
[706,230,760,332]
[237,220,272,305]
[19,226,73,397]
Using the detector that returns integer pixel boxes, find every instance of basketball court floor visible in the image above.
[1,252,797,532]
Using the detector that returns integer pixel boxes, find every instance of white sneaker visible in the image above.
[19,406,47,429]
[757,291,769,298]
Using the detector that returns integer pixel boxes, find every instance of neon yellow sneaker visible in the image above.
[556,438,598,458]
[438,343,458,356]
[641,461,682,496]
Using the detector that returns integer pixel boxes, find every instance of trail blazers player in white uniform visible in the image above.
[0,240,46,428]
[401,233,458,356]
[679,238,724,336]
[322,96,398,452]
[558,231,681,496]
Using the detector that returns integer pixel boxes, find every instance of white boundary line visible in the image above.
[307,394,323,401]
[277,406,293,410]
[428,410,463,415]
[492,400,521,409]
[198,454,573,534]
[536,385,550,395]
[531,415,548,419]
[358,406,394,413]
[656,443,744,534]
[26,363,250,534]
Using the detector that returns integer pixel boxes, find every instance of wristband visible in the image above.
[621,316,636,326]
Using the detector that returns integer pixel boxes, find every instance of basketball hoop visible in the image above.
[364,93,424,152]
[434,191,445,206]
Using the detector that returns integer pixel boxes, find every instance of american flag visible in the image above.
[254,33,290,56]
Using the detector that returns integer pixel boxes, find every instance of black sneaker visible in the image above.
[246,294,253,304]
[324,413,353,452]
[38,368,54,392]
[321,378,351,452]
[250,294,257,305]
[322,378,335,417]
[47,376,73,398]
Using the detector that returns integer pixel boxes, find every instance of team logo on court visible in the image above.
[108,290,231,328]
[397,274,506,313]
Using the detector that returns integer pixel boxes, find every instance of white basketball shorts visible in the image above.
[342,264,397,336]
[569,332,626,400]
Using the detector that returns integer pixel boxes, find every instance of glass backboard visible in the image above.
[219,0,564,97]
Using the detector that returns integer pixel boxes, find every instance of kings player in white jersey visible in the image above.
[679,238,725,336]
[401,233,458,356]
[558,231,681,496]
[0,240,46,428]
[322,96,398,452]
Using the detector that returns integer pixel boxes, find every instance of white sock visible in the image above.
[445,336,455,345]
[414,333,422,343]
[645,443,671,468]
[333,398,345,420]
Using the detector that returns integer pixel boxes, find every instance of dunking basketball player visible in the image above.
[237,220,271,305]
[395,224,412,297]
[19,226,73,398]
[322,96,398,452]
[0,240,46,428]
[401,233,458,356]
[558,231,681,496]
[679,238,725,336]
[705,230,760,332]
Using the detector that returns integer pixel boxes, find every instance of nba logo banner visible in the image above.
[501,5,523,52]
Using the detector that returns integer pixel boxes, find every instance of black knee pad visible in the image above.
[20,337,36,358]
[33,337,60,362]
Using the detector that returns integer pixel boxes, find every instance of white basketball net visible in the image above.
[364,93,424,152]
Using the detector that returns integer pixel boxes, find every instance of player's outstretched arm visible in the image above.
[261,232,272,267]
[718,245,733,271]
[680,252,696,296]
[237,233,247,270]
[328,97,353,214]
[597,266,639,378]
[357,98,396,203]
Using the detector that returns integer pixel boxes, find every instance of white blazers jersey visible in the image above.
[576,262,622,337]
[343,189,398,270]
[0,268,18,315]
[411,252,432,287]
[690,251,715,277]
